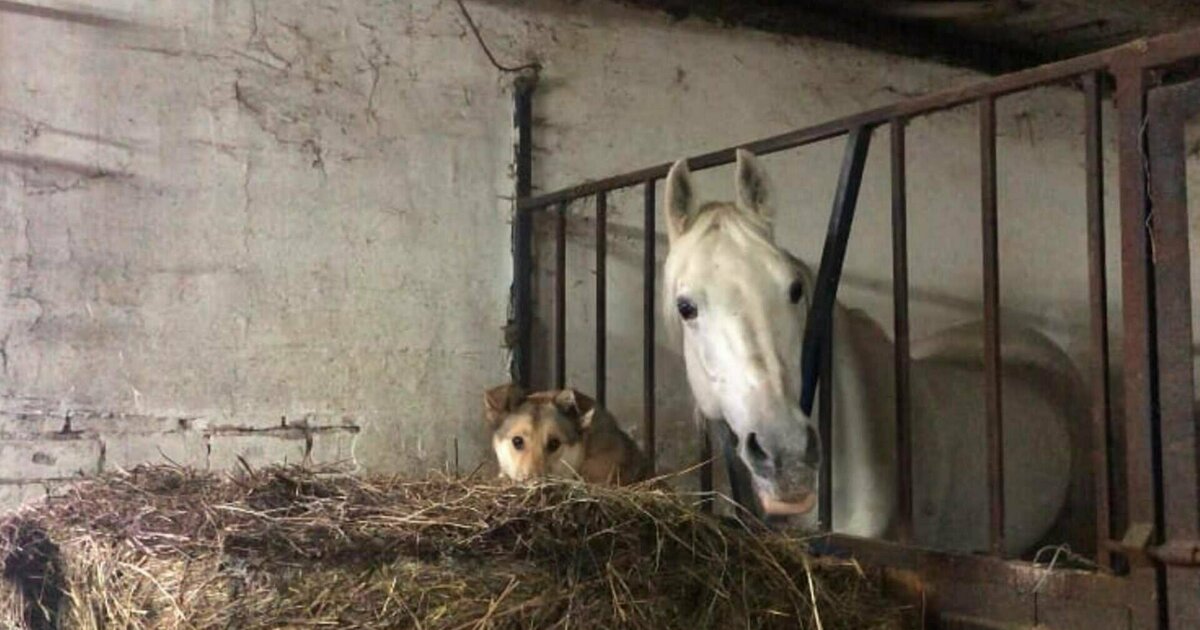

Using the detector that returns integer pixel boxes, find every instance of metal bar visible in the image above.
[1111,59,1166,629]
[698,409,714,513]
[1113,58,1157,554]
[517,27,1200,212]
[1150,540,1200,567]
[1147,78,1200,629]
[555,201,567,390]
[979,95,1005,557]
[819,319,833,532]
[511,76,536,387]
[1083,71,1113,568]
[595,191,607,406]
[891,118,914,544]
[643,181,657,472]
[800,126,875,417]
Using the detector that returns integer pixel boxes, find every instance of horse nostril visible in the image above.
[745,432,770,464]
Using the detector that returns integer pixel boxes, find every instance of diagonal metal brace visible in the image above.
[800,125,874,417]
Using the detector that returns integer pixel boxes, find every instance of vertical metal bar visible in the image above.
[1111,59,1164,630]
[1147,79,1200,630]
[698,409,714,513]
[595,191,607,407]
[1113,60,1157,559]
[818,319,833,532]
[511,76,536,388]
[800,126,873,534]
[701,435,714,511]
[979,95,1005,556]
[891,118,914,544]
[800,125,875,417]
[555,201,567,390]
[643,180,657,472]
[1083,71,1113,568]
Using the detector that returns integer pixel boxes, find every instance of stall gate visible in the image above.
[509,28,1200,629]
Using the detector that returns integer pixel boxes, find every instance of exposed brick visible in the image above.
[207,433,307,471]
[203,413,357,433]
[0,438,101,480]
[71,411,204,435]
[0,482,57,512]
[306,429,359,469]
[0,411,69,438]
[1,404,361,476]
[102,431,208,471]
[0,397,71,420]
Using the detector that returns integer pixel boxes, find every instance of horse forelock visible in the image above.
[662,202,802,343]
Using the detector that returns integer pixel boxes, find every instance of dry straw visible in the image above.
[0,465,907,629]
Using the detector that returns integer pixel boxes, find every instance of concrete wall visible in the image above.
[0,0,1195,508]
[0,0,518,503]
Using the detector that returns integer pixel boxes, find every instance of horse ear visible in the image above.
[484,383,524,428]
[664,158,697,243]
[735,148,771,221]
[553,388,596,419]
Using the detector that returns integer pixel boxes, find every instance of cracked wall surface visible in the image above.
[2,0,1200,509]
[0,0,517,502]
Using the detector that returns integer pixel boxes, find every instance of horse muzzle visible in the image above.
[757,490,816,516]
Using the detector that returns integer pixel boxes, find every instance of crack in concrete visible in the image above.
[241,150,254,263]
[365,58,382,129]
[0,333,9,379]
[233,79,264,117]
[246,0,293,71]
[355,15,390,132]
[233,78,332,168]
[301,138,326,175]
[120,45,224,64]
[9,151,131,196]
[231,49,288,73]
[2,106,139,152]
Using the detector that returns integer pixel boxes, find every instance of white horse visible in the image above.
[662,149,1084,556]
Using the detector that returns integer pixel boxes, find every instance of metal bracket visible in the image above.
[1108,524,1200,568]
[1150,540,1200,567]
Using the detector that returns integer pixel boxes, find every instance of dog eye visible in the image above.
[546,438,561,453]
[676,297,698,320]
[788,280,804,304]
[511,436,525,450]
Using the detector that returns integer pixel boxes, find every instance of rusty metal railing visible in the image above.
[510,26,1200,629]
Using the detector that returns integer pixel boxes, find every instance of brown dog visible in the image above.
[483,383,650,485]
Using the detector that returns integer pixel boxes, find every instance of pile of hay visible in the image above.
[0,465,906,629]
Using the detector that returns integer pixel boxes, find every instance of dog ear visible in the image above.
[484,383,524,428]
[552,388,596,419]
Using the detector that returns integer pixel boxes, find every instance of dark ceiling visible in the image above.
[614,0,1200,74]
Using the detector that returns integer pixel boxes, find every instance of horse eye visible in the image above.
[546,438,561,453]
[788,280,805,305]
[676,297,698,320]
[511,436,525,450]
